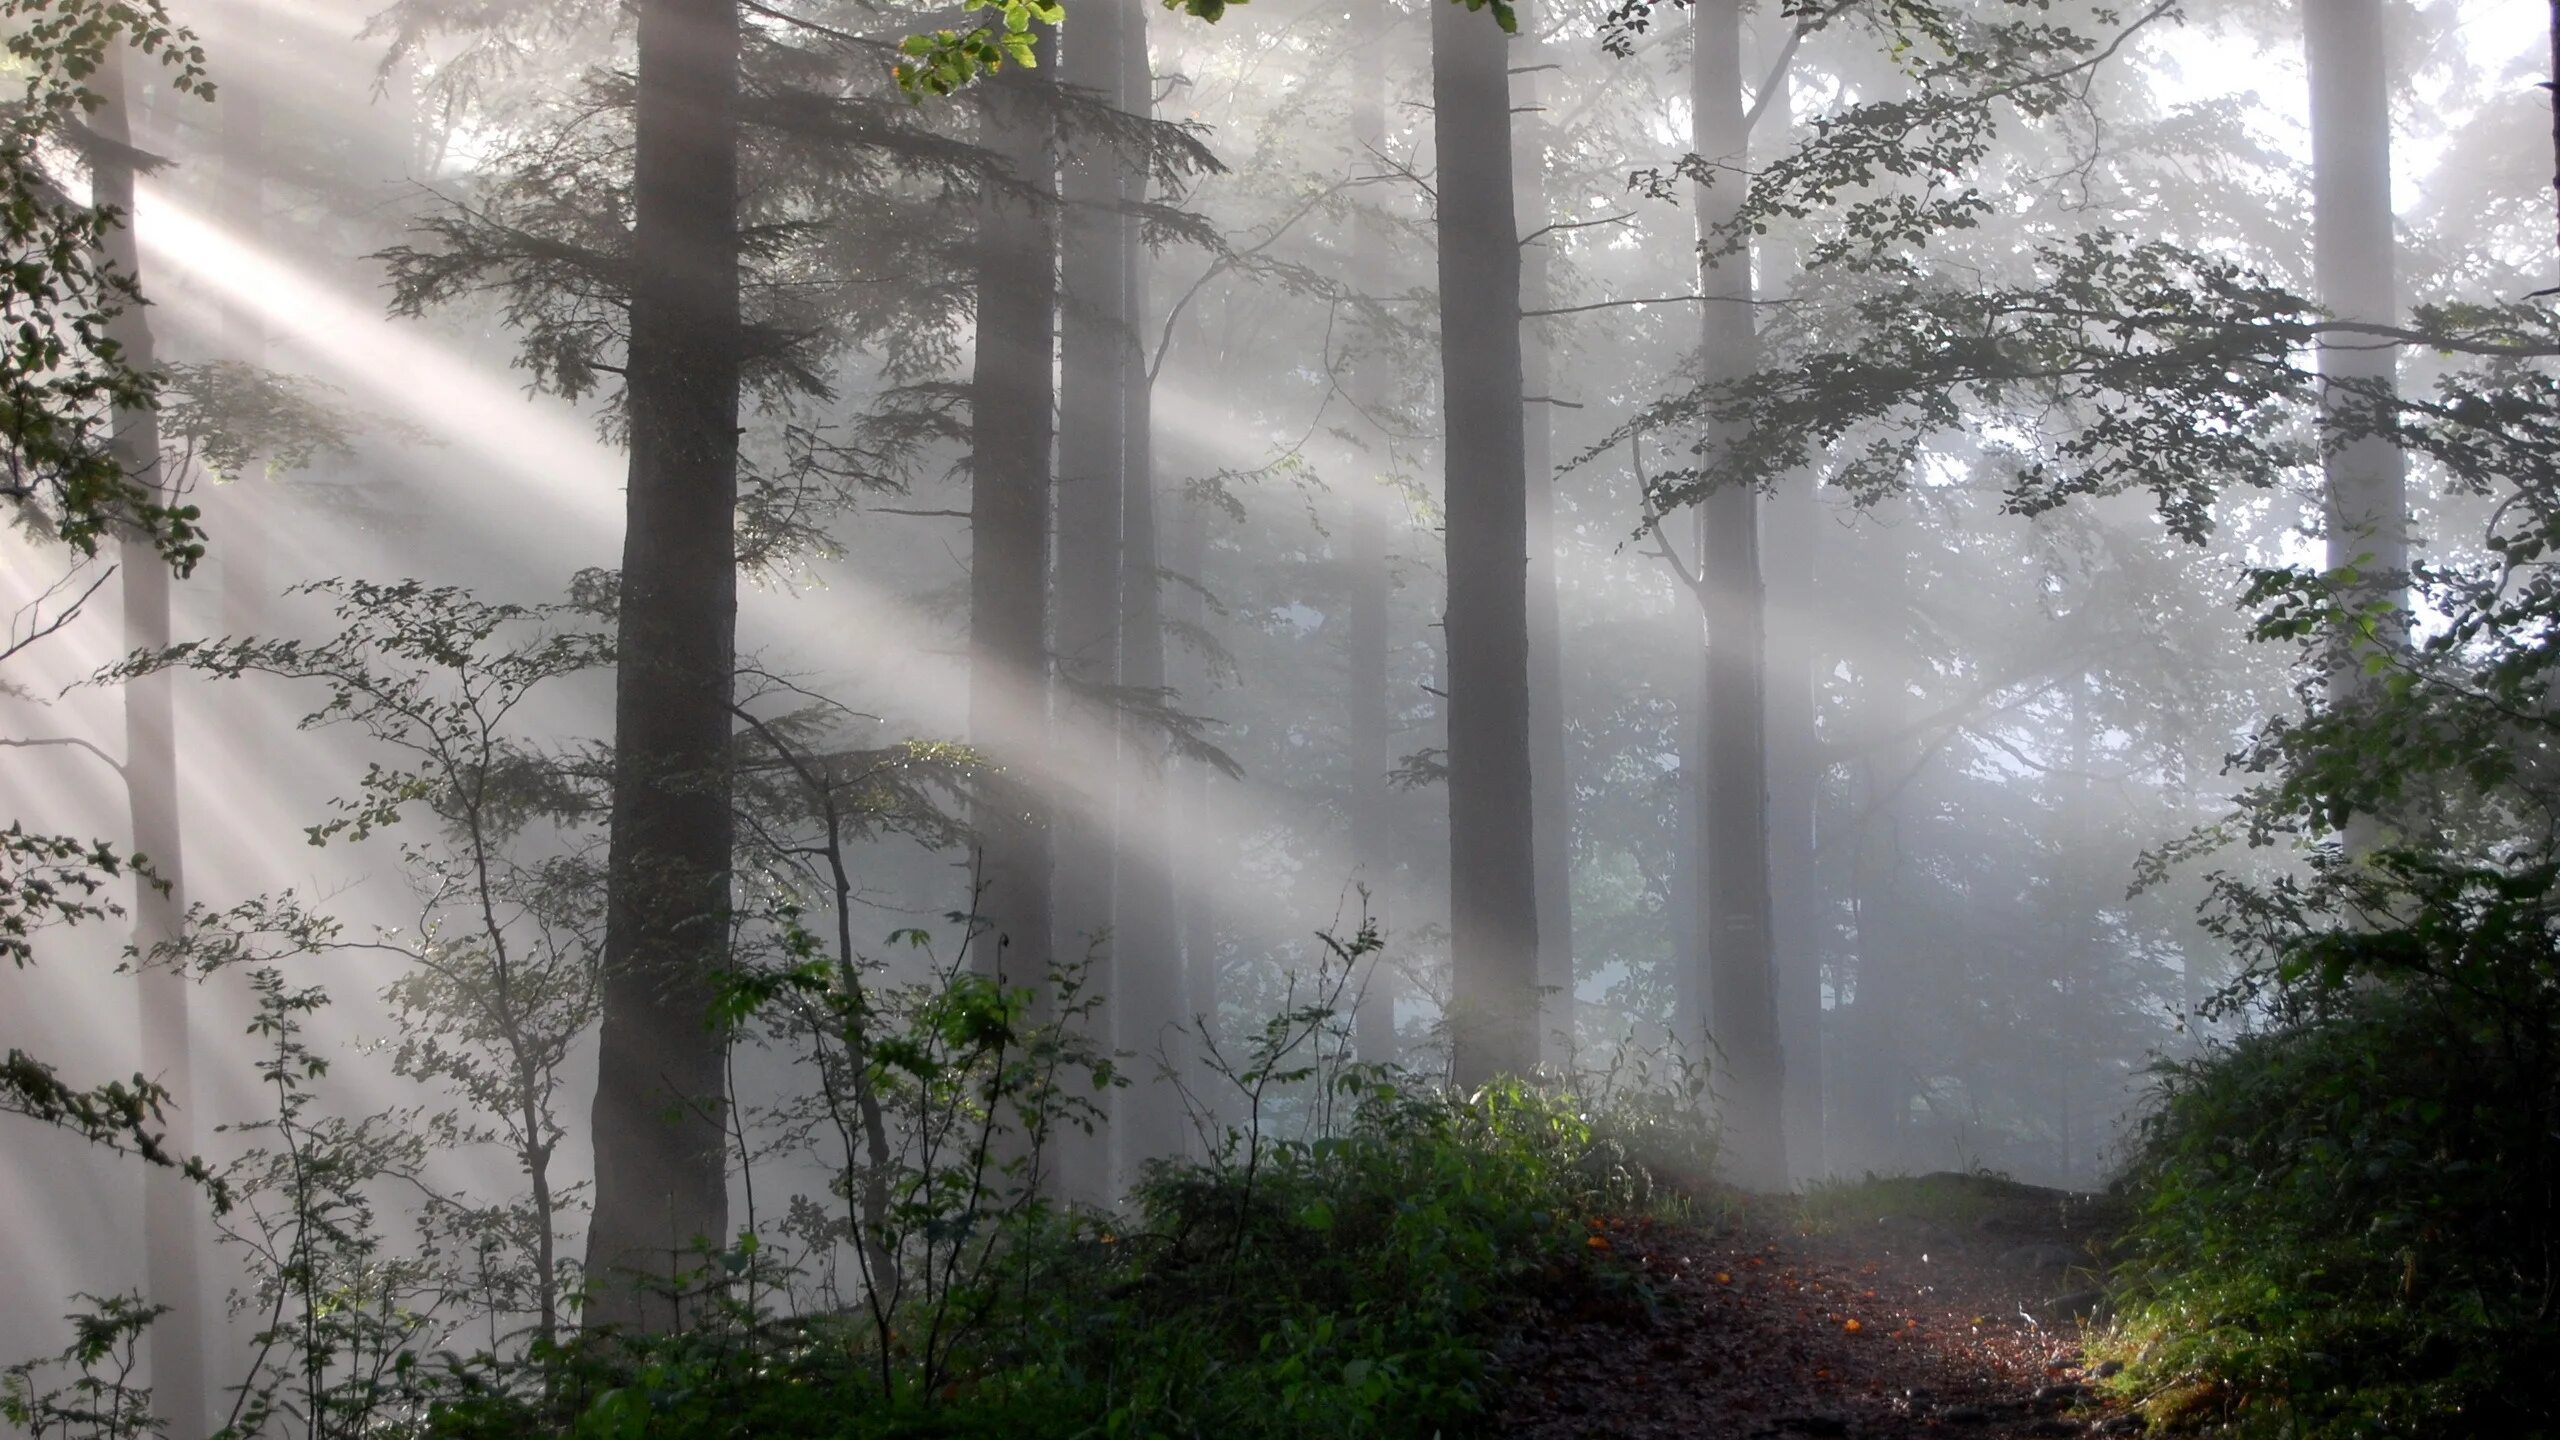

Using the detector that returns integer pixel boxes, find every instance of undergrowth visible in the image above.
[2094,985,2560,1437]
[419,1077,1703,1440]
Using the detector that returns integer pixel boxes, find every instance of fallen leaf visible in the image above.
[1844,1319,1864,1334]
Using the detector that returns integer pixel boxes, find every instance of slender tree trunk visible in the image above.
[1753,18,1822,1181]
[968,41,1061,999]
[1515,28,1575,1070]
[2547,0,2558,266]
[583,0,742,1333]
[1347,0,1401,1067]
[1433,0,1538,1089]
[1166,463,1217,1062]
[1112,0,1186,1178]
[1046,0,1126,1206]
[1764,471,1822,1179]
[96,49,206,1436]
[2305,0,2407,860]
[1693,0,1784,1190]
[217,8,269,661]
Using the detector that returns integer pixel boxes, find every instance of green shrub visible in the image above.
[2100,984,2560,1436]
[417,1076,1703,1440]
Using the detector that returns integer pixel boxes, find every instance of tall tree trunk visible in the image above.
[1753,17,1823,1181]
[1693,0,1784,1191]
[1515,27,1575,1070]
[967,46,1061,1014]
[217,7,269,661]
[1347,0,1400,1067]
[1049,0,1126,1206]
[583,0,742,1333]
[97,49,206,1435]
[1166,462,1217,1062]
[1433,0,1538,1089]
[2305,0,2407,859]
[1113,0,1186,1178]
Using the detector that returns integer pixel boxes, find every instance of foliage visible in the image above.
[2100,983,2560,1437]
[2,1294,167,1440]
[418,1072,1691,1440]
[891,0,1516,97]
[0,0,211,568]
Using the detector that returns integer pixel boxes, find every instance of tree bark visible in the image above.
[1347,0,1400,1067]
[1753,18,1823,1181]
[2304,0,2407,860]
[1166,462,1218,1065]
[1693,0,1784,1191]
[967,42,1061,991]
[583,0,742,1333]
[96,48,206,1434]
[1433,0,1538,1090]
[1112,0,1187,1179]
[1048,0,1125,1206]
[1515,25,1576,1070]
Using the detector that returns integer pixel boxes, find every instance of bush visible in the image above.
[2100,983,2560,1436]
[416,1076,1703,1440]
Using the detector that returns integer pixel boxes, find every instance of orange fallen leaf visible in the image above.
[1714,1272,1733,1284]
[1843,1318,1863,1333]
[1586,1235,1613,1250]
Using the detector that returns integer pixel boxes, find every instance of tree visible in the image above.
[1433,0,1537,1089]
[1691,0,1782,1190]
[93,44,207,1436]
[1052,0,1129,1202]
[1346,0,1401,1068]
[1516,14,1576,1067]
[1111,0,1189,1178]
[582,0,744,1332]
[2304,0,2409,861]
[966,32,1062,1021]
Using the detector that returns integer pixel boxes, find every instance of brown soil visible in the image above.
[1496,1210,2139,1439]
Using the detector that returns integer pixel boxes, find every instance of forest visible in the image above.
[2,0,2555,1435]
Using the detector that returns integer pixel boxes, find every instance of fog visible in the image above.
[2,0,2550,1431]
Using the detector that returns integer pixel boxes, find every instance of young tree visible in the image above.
[583,0,744,1332]
[1432,0,1538,1088]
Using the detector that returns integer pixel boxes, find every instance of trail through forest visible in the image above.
[1505,1186,2140,1439]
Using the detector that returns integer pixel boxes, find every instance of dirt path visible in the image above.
[1499,1211,2142,1439]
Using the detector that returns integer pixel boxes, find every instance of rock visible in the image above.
[1999,1242,2082,1273]
[2095,1417,2146,1435]
[1776,1417,1850,1437]
[2033,1382,2090,1408]
[2020,1422,2083,1438]
[2093,1359,2124,1380]
[1939,1406,1993,1426]
[1876,1213,1946,1242]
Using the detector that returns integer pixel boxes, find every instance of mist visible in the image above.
[5,0,2555,1435]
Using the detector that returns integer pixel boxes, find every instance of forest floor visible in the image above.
[1500,1180,2141,1440]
